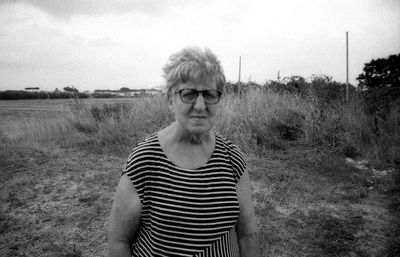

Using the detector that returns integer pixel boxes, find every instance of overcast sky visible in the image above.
[0,0,399,92]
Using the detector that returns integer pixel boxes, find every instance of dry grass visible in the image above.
[0,142,121,257]
[249,145,397,256]
[0,139,396,256]
[216,90,308,153]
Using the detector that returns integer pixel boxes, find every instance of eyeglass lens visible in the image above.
[180,89,220,104]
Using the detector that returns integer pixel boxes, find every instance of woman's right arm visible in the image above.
[108,174,142,257]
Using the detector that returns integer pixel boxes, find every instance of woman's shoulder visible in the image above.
[215,131,245,161]
[214,131,241,152]
[215,131,246,182]
[127,133,160,159]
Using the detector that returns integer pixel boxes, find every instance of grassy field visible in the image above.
[0,93,399,257]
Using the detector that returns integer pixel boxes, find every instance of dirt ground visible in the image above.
[0,142,397,257]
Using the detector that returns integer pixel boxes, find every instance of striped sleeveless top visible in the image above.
[123,132,246,257]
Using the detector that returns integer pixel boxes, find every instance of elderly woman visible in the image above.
[108,47,259,257]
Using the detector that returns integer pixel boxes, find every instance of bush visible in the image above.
[270,110,304,141]
[216,90,307,153]
[90,103,131,122]
[63,96,171,155]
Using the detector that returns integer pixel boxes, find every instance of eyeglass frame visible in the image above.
[174,89,222,105]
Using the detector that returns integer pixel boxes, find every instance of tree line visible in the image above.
[227,53,400,119]
[0,90,89,100]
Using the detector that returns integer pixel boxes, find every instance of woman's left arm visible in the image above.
[236,170,260,257]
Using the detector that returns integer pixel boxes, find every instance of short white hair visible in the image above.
[163,47,226,99]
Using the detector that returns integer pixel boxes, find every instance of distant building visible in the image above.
[123,89,145,97]
[94,90,120,95]
[25,87,40,92]
[145,89,162,95]
[93,88,162,97]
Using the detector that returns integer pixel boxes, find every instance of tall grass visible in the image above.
[216,89,307,152]
[16,91,400,165]
[20,97,171,155]
[217,89,399,166]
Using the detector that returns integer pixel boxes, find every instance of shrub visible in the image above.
[71,121,98,134]
[265,76,310,96]
[270,110,304,141]
[63,96,171,155]
[341,144,360,158]
[216,90,307,153]
[89,103,131,122]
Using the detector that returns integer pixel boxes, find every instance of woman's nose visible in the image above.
[193,94,206,110]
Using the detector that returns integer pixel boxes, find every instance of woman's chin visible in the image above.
[187,124,211,136]
[188,127,209,135]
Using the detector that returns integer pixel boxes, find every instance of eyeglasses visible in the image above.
[174,89,222,105]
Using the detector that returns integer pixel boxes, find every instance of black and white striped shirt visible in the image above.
[123,132,246,257]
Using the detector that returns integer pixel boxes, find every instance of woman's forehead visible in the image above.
[177,78,217,90]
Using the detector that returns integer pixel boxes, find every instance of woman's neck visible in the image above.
[163,122,213,146]
[157,122,216,170]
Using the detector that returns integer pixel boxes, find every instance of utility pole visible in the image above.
[346,31,349,102]
[238,56,241,95]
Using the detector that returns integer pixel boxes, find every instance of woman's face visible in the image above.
[169,78,220,136]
